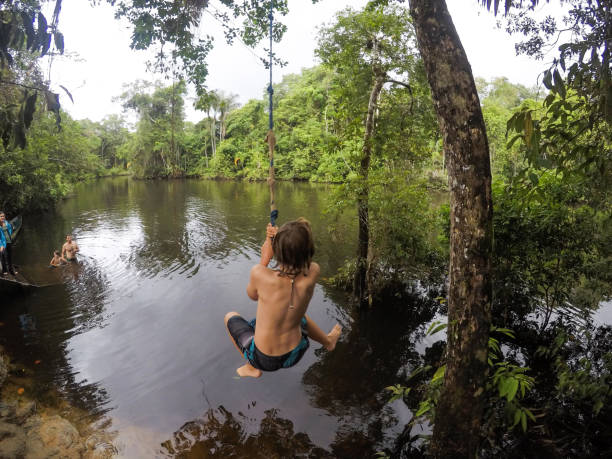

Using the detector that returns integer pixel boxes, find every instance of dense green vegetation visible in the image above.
[1,0,610,457]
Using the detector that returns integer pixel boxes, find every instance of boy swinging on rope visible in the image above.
[224,218,342,378]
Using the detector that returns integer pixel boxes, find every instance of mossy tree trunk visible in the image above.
[409,1,493,456]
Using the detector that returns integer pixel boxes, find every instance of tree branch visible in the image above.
[386,79,414,115]
[0,80,47,93]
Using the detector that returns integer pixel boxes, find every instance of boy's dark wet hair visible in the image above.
[272,218,315,274]
[54,250,60,256]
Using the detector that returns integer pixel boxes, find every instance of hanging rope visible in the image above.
[265,0,278,227]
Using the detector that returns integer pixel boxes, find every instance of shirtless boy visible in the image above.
[62,235,79,261]
[224,218,342,378]
[49,250,67,267]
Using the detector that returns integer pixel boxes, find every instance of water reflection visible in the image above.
[303,294,440,419]
[161,407,334,458]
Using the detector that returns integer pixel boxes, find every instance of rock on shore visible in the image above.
[0,352,116,458]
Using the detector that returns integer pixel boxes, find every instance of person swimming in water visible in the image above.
[49,250,67,267]
[61,234,79,262]
[224,218,342,378]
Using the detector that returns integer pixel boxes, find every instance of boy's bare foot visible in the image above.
[325,324,342,351]
[236,364,262,378]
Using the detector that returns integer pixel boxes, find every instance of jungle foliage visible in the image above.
[378,1,612,456]
[0,0,65,149]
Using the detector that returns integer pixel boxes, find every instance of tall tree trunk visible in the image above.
[410,1,493,457]
[171,81,177,168]
[354,71,384,308]
[203,137,209,168]
[220,112,227,141]
[210,118,216,156]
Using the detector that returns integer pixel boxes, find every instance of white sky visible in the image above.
[46,0,551,123]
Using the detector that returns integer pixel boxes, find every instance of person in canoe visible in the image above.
[49,250,67,267]
[224,218,342,378]
[0,211,17,276]
[62,234,79,262]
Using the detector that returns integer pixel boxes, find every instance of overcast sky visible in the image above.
[46,0,551,123]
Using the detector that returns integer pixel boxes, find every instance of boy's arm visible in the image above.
[259,224,277,267]
[246,265,259,301]
[310,262,321,280]
[304,262,321,303]
[74,243,80,252]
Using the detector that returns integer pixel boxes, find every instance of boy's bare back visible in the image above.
[224,219,341,378]
[247,262,320,356]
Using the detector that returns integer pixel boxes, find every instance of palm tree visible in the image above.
[217,91,239,141]
[195,90,220,156]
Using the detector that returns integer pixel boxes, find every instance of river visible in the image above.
[0,178,445,457]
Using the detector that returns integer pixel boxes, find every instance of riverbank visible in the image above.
[0,347,116,458]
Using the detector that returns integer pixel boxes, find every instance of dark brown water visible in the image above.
[0,178,444,457]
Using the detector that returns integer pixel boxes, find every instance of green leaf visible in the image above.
[492,327,515,339]
[54,32,64,54]
[507,378,519,401]
[431,364,446,382]
[21,12,36,50]
[543,93,555,107]
[427,321,447,336]
[594,400,603,415]
[507,134,522,149]
[512,409,521,427]
[488,338,500,355]
[23,92,37,129]
[12,117,26,149]
[542,70,553,90]
[521,411,527,431]
[40,32,52,57]
[36,12,48,45]
[553,70,566,98]
[524,111,533,147]
[415,402,430,417]
[499,378,510,397]
[513,111,525,132]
